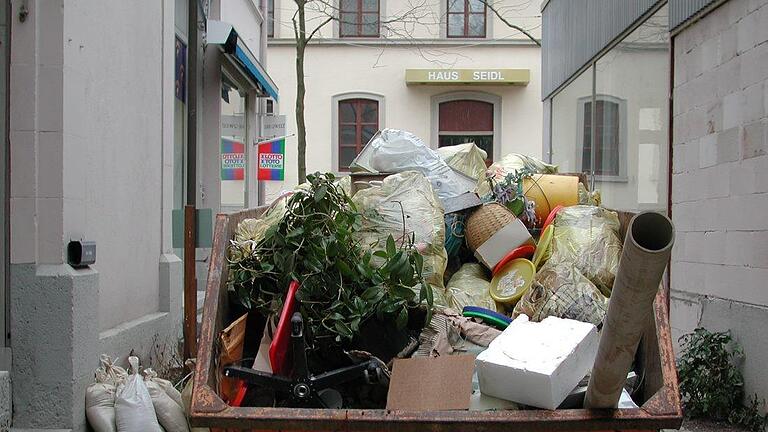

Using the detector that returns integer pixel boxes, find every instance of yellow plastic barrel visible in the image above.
[523,174,579,227]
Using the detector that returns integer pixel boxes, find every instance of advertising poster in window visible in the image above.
[221,138,245,180]
[257,138,285,181]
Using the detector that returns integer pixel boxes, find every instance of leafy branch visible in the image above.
[227,172,433,356]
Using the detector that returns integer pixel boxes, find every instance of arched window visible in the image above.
[577,95,626,178]
[438,99,494,164]
[337,98,379,170]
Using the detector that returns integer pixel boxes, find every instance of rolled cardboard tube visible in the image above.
[584,211,674,409]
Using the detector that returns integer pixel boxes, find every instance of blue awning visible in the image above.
[207,20,279,101]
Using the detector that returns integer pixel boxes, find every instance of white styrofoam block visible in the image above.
[475,315,599,410]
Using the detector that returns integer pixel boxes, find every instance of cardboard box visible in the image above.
[387,355,476,411]
[474,219,534,269]
[475,315,599,410]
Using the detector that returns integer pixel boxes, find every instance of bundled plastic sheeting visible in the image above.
[548,205,622,296]
[446,263,497,312]
[437,143,488,180]
[352,171,448,292]
[477,153,558,196]
[115,357,163,432]
[513,263,608,326]
[349,129,476,200]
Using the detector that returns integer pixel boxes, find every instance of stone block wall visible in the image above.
[671,0,768,408]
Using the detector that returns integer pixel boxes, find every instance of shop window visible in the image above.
[447,0,486,38]
[267,0,275,37]
[549,3,669,213]
[338,98,379,170]
[339,0,380,37]
[438,99,493,164]
[578,96,625,177]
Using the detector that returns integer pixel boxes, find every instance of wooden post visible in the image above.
[183,205,197,359]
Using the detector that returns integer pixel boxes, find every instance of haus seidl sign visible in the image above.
[405,69,530,85]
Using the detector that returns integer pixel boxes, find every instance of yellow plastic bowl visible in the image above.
[489,258,536,305]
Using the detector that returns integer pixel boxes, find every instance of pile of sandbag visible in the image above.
[86,355,190,432]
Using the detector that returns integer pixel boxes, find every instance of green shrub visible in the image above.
[678,328,767,431]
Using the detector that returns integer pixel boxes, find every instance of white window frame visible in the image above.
[331,92,385,173]
[576,94,628,182]
[430,91,501,161]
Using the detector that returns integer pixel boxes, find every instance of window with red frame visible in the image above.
[447,0,486,38]
[338,99,378,170]
[339,0,380,37]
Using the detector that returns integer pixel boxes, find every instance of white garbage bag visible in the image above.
[115,356,163,432]
[350,129,476,201]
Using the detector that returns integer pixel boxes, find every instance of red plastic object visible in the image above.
[542,204,564,231]
[269,281,300,376]
[230,382,248,407]
[492,244,536,276]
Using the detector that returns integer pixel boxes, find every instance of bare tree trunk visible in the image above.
[295,1,308,184]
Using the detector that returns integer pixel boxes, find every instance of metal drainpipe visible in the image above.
[184,0,199,360]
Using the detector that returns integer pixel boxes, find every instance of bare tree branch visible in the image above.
[306,16,334,42]
[478,0,540,46]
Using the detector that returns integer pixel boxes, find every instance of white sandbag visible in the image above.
[86,354,128,432]
[115,356,163,432]
[145,378,190,432]
[86,382,118,432]
[144,369,185,413]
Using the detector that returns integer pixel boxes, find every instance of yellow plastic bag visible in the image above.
[513,262,608,326]
[548,205,622,296]
[437,143,488,180]
[352,171,448,292]
[445,263,497,312]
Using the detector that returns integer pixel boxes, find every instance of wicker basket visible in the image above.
[465,203,516,251]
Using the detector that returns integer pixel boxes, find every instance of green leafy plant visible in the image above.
[227,172,433,356]
[678,328,767,431]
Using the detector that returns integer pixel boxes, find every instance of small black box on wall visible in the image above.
[67,240,96,268]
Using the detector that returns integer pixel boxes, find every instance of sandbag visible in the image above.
[513,262,608,326]
[437,143,488,180]
[86,383,118,432]
[115,356,162,432]
[144,369,186,417]
[477,153,558,196]
[548,205,622,296]
[352,171,448,292]
[145,375,189,432]
[445,263,497,312]
[86,355,128,432]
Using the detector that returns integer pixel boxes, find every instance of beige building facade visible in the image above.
[265,0,543,199]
